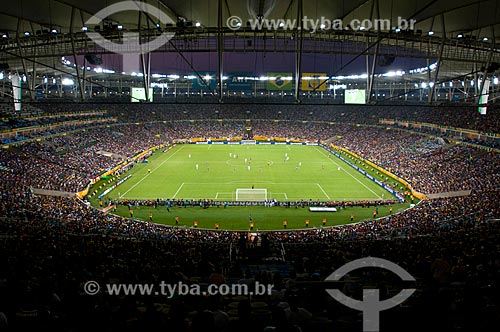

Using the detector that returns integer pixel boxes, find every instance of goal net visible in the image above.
[236,188,267,201]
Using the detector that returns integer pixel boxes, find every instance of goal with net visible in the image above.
[236,188,267,201]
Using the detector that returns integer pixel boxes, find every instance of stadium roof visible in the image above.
[1,0,500,38]
[1,0,499,102]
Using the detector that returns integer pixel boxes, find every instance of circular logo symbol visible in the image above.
[325,257,416,332]
[226,16,243,30]
[85,1,176,55]
[83,281,100,295]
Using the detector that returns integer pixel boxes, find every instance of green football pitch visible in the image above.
[92,144,410,230]
[112,144,390,201]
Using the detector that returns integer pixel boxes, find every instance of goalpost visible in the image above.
[236,188,267,201]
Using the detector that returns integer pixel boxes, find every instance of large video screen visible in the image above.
[131,87,153,102]
[344,89,366,104]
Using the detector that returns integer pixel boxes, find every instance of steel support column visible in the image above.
[140,52,151,101]
[365,42,371,103]
[366,0,380,104]
[16,19,33,100]
[70,7,85,101]
[137,10,151,101]
[367,42,379,103]
[294,0,303,103]
[217,0,224,102]
[429,14,445,104]
[477,27,496,106]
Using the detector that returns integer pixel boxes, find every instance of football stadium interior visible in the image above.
[0,0,499,331]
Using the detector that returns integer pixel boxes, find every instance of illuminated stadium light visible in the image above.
[483,37,488,42]
[0,72,3,80]
[24,31,30,37]
[1,33,7,38]
[383,71,404,77]
[428,31,434,36]
[150,82,168,88]
[52,78,56,84]
[470,80,474,86]
[429,82,435,88]
[61,78,74,85]
[320,23,326,29]
[394,28,401,33]
[43,77,47,83]
[421,82,427,88]
[494,77,499,85]
[195,21,201,27]
[51,29,57,35]
[81,26,88,31]
[332,74,368,80]
[457,33,463,38]
[167,74,180,79]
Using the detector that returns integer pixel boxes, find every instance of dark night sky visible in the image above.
[78,51,428,76]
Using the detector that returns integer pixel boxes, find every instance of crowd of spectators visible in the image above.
[32,102,499,134]
[1,117,499,195]
[332,125,500,194]
[0,111,112,131]
[0,104,499,331]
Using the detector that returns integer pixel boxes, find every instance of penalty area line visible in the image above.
[120,145,185,198]
[316,183,331,200]
[172,183,185,199]
[314,146,383,200]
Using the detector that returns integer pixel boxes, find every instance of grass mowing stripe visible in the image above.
[120,145,185,198]
[314,146,383,200]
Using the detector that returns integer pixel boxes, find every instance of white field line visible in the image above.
[316,183,331,199]
[179,182,320,185]
[120,145,185,198]
[314,146,383,200]
[172,182,185,199]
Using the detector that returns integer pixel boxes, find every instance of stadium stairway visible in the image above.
[323,137,337,146]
